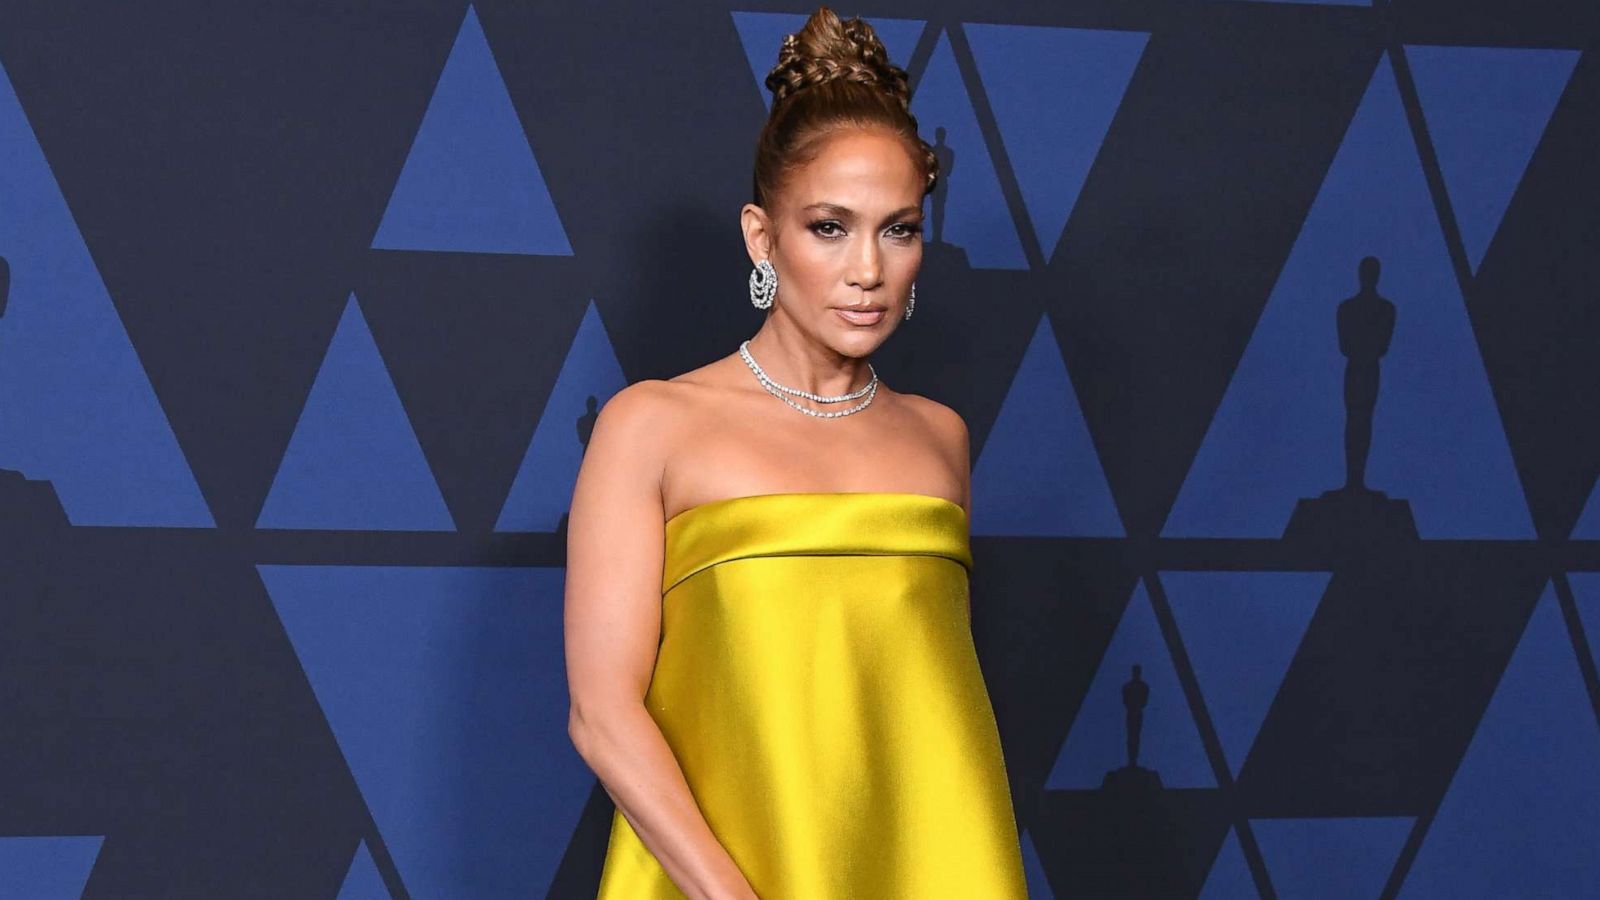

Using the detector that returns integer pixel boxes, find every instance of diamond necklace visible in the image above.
[738,339,879,418]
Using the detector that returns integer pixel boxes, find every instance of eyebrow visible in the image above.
[802,202,924,220]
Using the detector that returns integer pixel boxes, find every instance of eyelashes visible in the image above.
[807,220,923,242]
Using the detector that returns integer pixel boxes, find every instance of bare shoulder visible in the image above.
[580,379,687,492]
[893,392,970,513]
[597,377,679,425]
[590,381,659,444]
[898,392,969,455]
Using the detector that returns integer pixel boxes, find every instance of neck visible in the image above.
[744,323,871,398]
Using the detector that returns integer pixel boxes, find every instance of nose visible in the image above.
[849,235,883,291]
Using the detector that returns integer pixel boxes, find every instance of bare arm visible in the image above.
[565,381,758,900]
[925,400,974,627]
[955,413,973,628]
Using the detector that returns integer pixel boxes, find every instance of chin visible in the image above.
[832,332,887,355]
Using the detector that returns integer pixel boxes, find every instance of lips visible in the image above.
[835,307,886,326]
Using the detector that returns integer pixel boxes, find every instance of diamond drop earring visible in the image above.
[750,258,777,310]
[905,282,915,320]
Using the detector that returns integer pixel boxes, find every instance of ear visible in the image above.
[740,203,774,265]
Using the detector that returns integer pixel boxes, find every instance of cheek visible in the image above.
[890,247,922,277]
[787,245,840,285]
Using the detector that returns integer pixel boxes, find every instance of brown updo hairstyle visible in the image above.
[752,6,940,218]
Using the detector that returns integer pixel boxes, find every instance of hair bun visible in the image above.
[750,6,940,207]
[764,6,911,111]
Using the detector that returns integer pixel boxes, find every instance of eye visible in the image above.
[889,222,923,241]
[809,220,844,238]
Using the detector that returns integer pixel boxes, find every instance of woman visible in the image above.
[564,7,1027,898]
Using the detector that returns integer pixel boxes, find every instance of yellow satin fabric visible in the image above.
[594,492,1028,899]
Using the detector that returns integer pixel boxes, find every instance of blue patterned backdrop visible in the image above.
[0,1,1595,897]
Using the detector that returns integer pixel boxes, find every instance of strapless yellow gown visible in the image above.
[594,491,1028,898]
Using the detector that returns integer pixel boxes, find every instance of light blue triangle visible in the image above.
[1048,580,1213,788]
[966,24,1149,263]
[731,12,927,113]
[495,300,627,532]
[0,57,213,526]
[1571,477,1600,539]
[371,5,572,255]
[1020,828,1055,899]
[910,30,1029,270]
[0,836,103,899]
[972,313,1123,536]
[1253,817,1412,899]
[335,840,391,900]
[261,564,592,899]
[1164,571,1329,775]
[1408,45,1580,274]
[1401,583,1600,897]
[1571,573,1600,671]
[1197,829,1255,899]
[1164,55,1534,539]
[256,293,454,531]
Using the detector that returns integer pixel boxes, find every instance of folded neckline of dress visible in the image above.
[661,491,972,594]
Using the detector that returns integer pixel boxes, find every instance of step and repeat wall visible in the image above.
[0,1,1594,897]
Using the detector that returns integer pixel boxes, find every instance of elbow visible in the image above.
[569,682,653,763]
[568,696,619,766]
[568,701,596,765]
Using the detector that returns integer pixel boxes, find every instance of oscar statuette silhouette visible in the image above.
[1283,256,1419,553]
[0,254,72,537]
[1102,663,1162,793]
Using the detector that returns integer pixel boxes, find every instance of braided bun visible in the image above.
[764,14,911,111]
[751,6,939,211]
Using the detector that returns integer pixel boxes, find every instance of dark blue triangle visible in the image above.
[1400,583,1600,896]
[972,313,1123,536]
[1407,46,1580,274]
[730,12,926,113]
[0,836,102,899]
[966,24,1148,263]
[261,564,592,898]
[1164,571,1329,775]
[1252,817,1411,899]
[335,840,391,900]
[0,57,213,526]
[494,300,627,532]
[371,5,571,255]
[1197,829,1255,899]
[1165,55,1534,539]
[1048,579,1213,788]
[256,293,454,531]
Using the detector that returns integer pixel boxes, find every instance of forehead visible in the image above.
[786,130,922,207]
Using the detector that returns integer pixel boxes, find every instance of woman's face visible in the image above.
[757,129,925,355]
